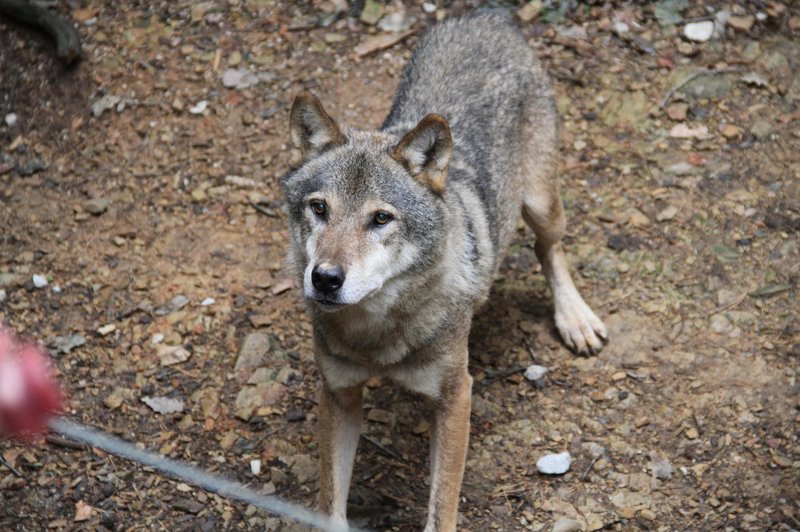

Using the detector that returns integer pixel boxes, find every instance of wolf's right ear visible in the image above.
[289,92,344,167]
[390,114,452,195]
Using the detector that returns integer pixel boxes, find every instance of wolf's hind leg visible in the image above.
[521,167,607,355]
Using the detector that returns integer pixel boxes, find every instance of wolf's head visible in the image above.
[281,92,452,312]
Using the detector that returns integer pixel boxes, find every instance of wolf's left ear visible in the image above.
[289,91,344,167]
[390,114,452,195]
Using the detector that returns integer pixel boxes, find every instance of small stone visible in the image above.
[233,381,286,421]
[189,100,208,114]
[201,297,215,306]
[32,274,48,288]
[97,324,116,336]
[772,453,793,468]
[288,14,317,31]
[142,396,185,415]
[235,333,272,380]
[324,32,347,44]
[422,2,436,14]
[650,455,674,479]
[172,498,204,514]
[157,345,191,366]
[716,289,740,306]
[710,314,734,335]
[84,198,110,215]
[721,124,742,139]
[685,427,699,439]
[191,187,208,203]
[743,41,761,60]
[628,209,650,227]
[656,206,678,222]
[750,119,773,138]
[290,454,317,484]
[250,459,261,475]
[359,0,384,25]
[378,11,416,33]
[228,50,242,66]
[684,21,714,42]
[367,408,393,424]
[219,431,238,450]
[727,15,755,31]
[536,451,572,475]
[4,113,17,127]
[677,41,695,56]
[103,388,125,410]
[517,1,543,23]
[552,517,582,532]
[155,294,190,315]
[524,364,549,381]
[611,371,627,381]
[581,441,605,458]
[666,103,688,121]
[0,289,5,302]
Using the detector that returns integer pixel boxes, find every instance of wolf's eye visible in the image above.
[373,211,392,225]
[310,201,327,217]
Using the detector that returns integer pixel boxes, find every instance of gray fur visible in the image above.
[282,14,558,370]
[280,13,602,530]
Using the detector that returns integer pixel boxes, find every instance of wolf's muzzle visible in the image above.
[311,263,345,295]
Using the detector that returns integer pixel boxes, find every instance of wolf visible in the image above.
[281,11,607,531]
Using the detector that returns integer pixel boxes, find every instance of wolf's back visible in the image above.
[383,12,552,143]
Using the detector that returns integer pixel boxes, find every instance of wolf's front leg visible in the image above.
[318,383,363,527]
[425,370,473,532]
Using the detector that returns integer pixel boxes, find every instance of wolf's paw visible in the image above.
[554,297,607,355]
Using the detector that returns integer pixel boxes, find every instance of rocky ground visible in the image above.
[0,1,798,531]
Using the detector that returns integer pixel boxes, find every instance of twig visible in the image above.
[523,337,538,363]
[361,434,405,462]
[45,433,86,450]
[0,454,23,477]
[580,455,601,481]
[250,202,279,218]
[482,364,525,383]
[692,410,704,436]
[659,67,743,109]
[705,291,747,317]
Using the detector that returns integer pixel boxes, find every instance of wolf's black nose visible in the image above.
[312,264,345,294]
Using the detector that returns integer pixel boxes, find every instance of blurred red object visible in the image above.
[0,327,62,437]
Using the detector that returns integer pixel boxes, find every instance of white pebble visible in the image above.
[151,333,165,344]
[684,20,714,42]
[52,285,62,293]
[250,459,261,475]
[524,364,549,381]
[422,2,437,14]
[32,274,48,288]
[189,100,208,114]
[0,289,6,302]
[4,113,17,127]
[536,451,572,475]
[201,297,215,306]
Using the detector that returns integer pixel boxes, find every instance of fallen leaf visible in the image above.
[354,30,414,57]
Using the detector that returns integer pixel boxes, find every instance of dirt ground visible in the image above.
[1,1,798,531]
